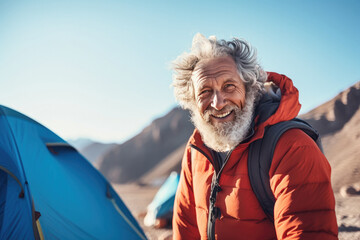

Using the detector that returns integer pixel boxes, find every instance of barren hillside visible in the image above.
[97,108,193,183]
[300,81,360,191]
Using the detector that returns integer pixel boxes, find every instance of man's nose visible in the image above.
[210,91,226,110]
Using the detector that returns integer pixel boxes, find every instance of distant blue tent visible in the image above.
[144,172,179,227]
[0,105,147,240]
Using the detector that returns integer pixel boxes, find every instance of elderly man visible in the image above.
[171,34,338,240]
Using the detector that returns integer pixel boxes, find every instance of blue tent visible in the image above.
[144,172,179,227]
[0,105,147,240]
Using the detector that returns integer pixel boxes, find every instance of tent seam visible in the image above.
[109,198,147,240]
[0,107,41,240]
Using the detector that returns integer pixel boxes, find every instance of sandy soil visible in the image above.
[113,183,172,240]
[114,184,360,240]
[335,193,360,240]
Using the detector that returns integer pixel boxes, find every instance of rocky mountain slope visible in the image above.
[97,108,194,183]
[80,142,118,166]
[300,81,360,136]
[68,138,118,165]
[300,81,360,192]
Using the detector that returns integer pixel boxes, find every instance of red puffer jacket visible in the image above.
[172,72,338,240]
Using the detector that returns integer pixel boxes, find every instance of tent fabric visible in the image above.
[144,172,180,227]
[0,105,147,240]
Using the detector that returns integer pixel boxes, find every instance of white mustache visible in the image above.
[203,105,239,122]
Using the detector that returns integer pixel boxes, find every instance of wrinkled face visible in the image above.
[191,56,246,126]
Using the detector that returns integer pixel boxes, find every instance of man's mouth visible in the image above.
[211,110,234,119]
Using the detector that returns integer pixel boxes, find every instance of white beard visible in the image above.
[190,90,256,152]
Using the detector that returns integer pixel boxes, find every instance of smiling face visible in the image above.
[192,56,246,127]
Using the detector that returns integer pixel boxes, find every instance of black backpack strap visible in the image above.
[248,118,322,221]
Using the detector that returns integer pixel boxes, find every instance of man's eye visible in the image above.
[199,89,211,95]
[224,84,235,90]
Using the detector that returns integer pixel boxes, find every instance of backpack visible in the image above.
[247,118,323,222]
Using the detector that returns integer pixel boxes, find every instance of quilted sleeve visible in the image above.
[172,145,201,240]
[269,129,338,240]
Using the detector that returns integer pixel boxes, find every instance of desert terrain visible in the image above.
[114,184,360,240]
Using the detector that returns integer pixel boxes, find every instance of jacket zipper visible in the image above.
[190,144,233,240]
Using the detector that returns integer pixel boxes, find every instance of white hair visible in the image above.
[172,33,267,110]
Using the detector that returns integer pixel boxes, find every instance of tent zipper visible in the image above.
[0,166,25,198]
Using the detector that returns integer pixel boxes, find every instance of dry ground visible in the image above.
[335,193,360,240]
[114,184,360,240]
[113,183,172,240]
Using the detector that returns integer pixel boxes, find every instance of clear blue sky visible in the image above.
[1,0,359,143]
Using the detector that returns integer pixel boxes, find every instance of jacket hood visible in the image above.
[255,72,301,127]
[261,72,301,126]
[247,72,301,143]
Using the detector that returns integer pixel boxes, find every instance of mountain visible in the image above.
[97,108,194,183]
[139,143,186,186]
[80,142,118,166]
[67,138,117,165]
[322,108,360,191]
[67,138,94,150]
[300,81,360,191]
[97,81,360,191]
[300,81,360,136]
